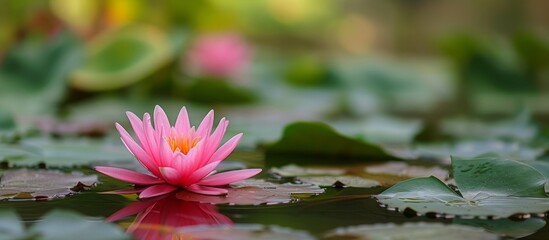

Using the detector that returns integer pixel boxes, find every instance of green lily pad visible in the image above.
[415,140,546,162]
[375,157,549,218]
[324,223,499,240]
[265,122,402,166]
[364,162,448,180]
[0,138,132,167]
[0,209,129,240]
[297,176,380,188]
[0,169,97,200]
[0,31,82,118]
[174,224,315,240]
[71,26,182,91]
[186,78,256,104]
[440,111,537,141]
[270,164,346,177]
[176,179,324,205]
[525,161,549,192]
[454,218,546,238]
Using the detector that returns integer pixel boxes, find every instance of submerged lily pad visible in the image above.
[176,179,324,205]
[324,223,498,240]
[0,169,97,200]
[364,162,448,180]
[265,122,402,166]
[297,176,380,188]
[174,224,315,240]
[0,209,129,240]
[375,157,549,218]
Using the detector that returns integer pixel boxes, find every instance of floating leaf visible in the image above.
[0,169,97,200]
[176,179,324,205]
[71,26,182,91]
[270,164,345,177]
[524,161,549,192]
[324,223,498,240]
[440,111,537,142]
[186,78,256,104]
[375,157,549,218]
[351,115,422,144]
[0,209,129,240]
[415,140,546,162]
[0,32,82,118]
[297,176,380,188]
[174,224,315,240]
[0,138,132,167]
[454,218,546,238]
[364,162,448,180]
[265,122,402,166]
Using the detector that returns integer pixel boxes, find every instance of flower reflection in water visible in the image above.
[108,192,232,240]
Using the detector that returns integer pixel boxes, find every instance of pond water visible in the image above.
[1,152,548,240]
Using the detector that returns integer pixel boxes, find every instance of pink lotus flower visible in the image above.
[95,106,261,198]
[108,193,232,240]
[186,33,251,78]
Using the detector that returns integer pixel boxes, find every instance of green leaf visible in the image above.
[186,78,256,104]
[0,209,130,240]
[174,224,315,240]
[324,223,499,240]
[71,26,184,91]
[0,137,132,167]
[0,169,97,200]
[454,218,546,238]
[376,157,549,218]
[0,31,82,118]
[525,160,549,192]
[297,176,380,188]
[265,122,402,166]
[415,140,546,162]
[453,156,547,198]
[176,179,324,205]
[30,210,130,240]
[440,111,537,142]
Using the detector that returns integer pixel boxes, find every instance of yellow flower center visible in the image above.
[165,134,199,154]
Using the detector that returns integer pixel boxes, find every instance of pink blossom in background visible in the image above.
[108,193,232,240]
[95,105,261,198]
[185,33,251,78]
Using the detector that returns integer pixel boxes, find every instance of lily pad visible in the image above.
[265,122,402,166]
[270,164,346,177]
[440,111,537,141]
[174,224,315,240]
[324,223,498,240]
[525,161,549,192]
[0,209,129,240]
[71,26,182,91]
[0,138,132,167]
[454,218,546,238]
[297,176,380,188]
[375,157,549,218]
[0,169,97,200]
[0,32,82,118]
[176,179,324,205]
[415,140,546,162]
[364,162,448,180]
